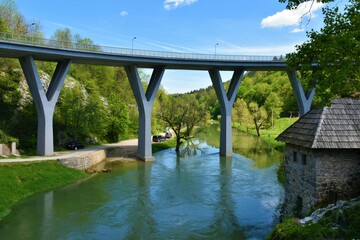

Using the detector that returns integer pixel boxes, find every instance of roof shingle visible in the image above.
[276,98,360,149]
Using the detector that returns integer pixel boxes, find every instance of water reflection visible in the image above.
[208,157,247,239]
[198,125,283,168]
[0,127,284,239]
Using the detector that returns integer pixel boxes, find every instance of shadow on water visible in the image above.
[0,125,284,240]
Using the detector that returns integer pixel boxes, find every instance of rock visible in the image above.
[101,168,112,173]
[85,168,97,174]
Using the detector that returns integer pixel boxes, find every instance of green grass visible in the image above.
[152,138,176,153]
[0,137,177,222]
[234,117,298,151]
[0,161,87,221]
[267,202,360,239]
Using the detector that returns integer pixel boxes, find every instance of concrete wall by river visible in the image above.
[58,144,138,170]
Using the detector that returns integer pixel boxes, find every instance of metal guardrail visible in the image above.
[0,32,285,62]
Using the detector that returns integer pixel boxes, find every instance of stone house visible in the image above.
[276,98,360,216]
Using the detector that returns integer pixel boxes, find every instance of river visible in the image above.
[0,125,284,239]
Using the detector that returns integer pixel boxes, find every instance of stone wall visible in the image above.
[315,149,360,204]
[0,144,11,156]
[284,144,360,216]
[58,145,138,170]
[58,149,108,170]
[284,145,317,216]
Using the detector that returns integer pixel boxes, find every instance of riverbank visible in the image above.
[233,117,298,151]
[0,161,87,221]
[267,199,360,239]
[0,138,177,222]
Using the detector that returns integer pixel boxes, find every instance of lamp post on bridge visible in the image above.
[132,37,136,54]
[215,43,219,58]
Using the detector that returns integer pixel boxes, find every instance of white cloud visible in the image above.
[261,1,324,28]
[291,28,305,33]
[120,10,128,17]
[164,0,198,10]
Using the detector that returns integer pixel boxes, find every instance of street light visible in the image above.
[132,37,136,54]
[215,43,219,58]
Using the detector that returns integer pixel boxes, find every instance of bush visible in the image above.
[0,129,18,146]
[268,202,360,239]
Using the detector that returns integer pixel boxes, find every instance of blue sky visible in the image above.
[15,0,326,93]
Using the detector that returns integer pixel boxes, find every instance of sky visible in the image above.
[14,0,326,93]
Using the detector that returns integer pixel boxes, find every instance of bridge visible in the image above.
[0,33,315,160]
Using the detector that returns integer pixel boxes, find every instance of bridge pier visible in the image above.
[287,70,315,117]
[19,56,71,156]
[125,66,165,161]
[209,69,245,157]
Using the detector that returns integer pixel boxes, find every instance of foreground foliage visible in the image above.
[268,202,360,239]
[0,161,87,221]
[281,0,360,106]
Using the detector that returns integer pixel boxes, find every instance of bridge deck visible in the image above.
[0,34,288,71]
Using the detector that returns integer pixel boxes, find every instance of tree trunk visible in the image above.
[175,135,181,152]
[254,118,261,137]
[255,125,260,137]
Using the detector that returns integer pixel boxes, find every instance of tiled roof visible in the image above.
[276,98,360,149]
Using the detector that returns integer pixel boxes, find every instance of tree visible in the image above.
[264,92,284,122]
[248,102,268,137]
[232,98,251,128]
[281,0,360,105]
[74,34,101,51]
[158,94,208,152]
[279,0,335,9]
[0,0,27,34]
[0,60,21,125]
[105,93,130,142]
[55,85,87,140]
[51,28,73,48]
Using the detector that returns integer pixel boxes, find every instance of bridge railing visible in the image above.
[0,32,285,62]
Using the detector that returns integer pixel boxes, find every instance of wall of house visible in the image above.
[284,144,317,216]
[315,149,360,204]
[284,144,360,216]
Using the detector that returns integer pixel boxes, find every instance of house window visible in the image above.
[302,154,307,165]
[293,151,297,162]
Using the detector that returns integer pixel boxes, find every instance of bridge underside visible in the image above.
[0,41,315,159]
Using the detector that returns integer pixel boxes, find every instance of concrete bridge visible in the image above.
[0,33,315,160]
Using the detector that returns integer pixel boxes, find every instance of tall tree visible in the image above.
[158,94,208,152]
[248,102,268,137]
[52,28,73,48]
[232,98,251,128]
[105,93,130,142]
[74,34,101,51]
[0,0,27,34]
[281,0,360,105]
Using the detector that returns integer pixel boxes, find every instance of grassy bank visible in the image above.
[0,138,176,222]
[268,202,360,239]
[152,138,176,153]
[233,117,298,151]
[0,161,87,221]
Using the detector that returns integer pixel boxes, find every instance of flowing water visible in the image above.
[0,126,284,239]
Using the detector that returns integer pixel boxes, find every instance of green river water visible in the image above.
[0,126,284,239]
